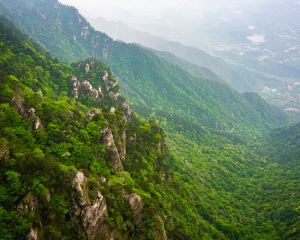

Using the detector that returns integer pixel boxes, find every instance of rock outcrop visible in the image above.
[85,63,90,73]
[72,172,88,207]
[125,193,143,225]
[119,130,127,162]
[11,95,43,131]
[121,102,132,120]
[101,128,123,172]
[81,26,90,39]
[87,108,100,120]
[17,192,40,240]
[11,95,27,117]
[81,80,100,100]
[71,172,111,240]
[17,192,39,213]
[70,65,132,120]
[26,228,38,240]
[71,76,80,99]
[28,108,43,131]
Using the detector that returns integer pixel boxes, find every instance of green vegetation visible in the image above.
[0,17,171,239]
[0,1,299,240]
[0,0,287,141]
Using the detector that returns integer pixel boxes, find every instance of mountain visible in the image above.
[1,14,296,240]
[0,15,177,239]
[90,17,300,116]
[266,122,300,162]
[0,1,299,240]
[88,17,274,92]
[0,0,287,142]
[252,123,300,240]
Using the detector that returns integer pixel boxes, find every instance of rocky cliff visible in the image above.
[0,20,169,238]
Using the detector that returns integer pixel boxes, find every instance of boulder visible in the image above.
[85,63,90,73]
[71,172,111,240]
[101,128,123,172]
[126,193,143,225]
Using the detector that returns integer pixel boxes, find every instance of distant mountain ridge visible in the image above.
[0,1,299,239]
[90,17,284,93]
[0,0,287,141]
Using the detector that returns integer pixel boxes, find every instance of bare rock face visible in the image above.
[32,117,42,131]
[18,192,40,240]
[125,193,143,225]
[119,130,127,162]
[85,63,90,73]
[72,172,88,207]
[70,68,132,121]
[11,95,27,117]
[81,80,100,100]
[26,228,38,240]
[101,128,123,172]
[110,107,115,114]
[81,26,90,39]
[82,192,107,237]
[71,172,111,240]
[87,108,100,120]
[100,176,107,184]
[121,102,132,120]
[109,91,120,100]
[17,192,39,213]
[71,76,80,99]
[102,71,109,82]
[71,77,102,100]
[28,108,43,131]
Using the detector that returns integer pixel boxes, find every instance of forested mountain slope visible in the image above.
[2,14,297,240]
[0,0,287,142]
[0,1,299,240]
[90,17,283,93]
[266,123,300,162]
[0,16,172,239]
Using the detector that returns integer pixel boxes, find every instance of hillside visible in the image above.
[89,17,300,115]
[0,16,173,239]
[266,123,300,162]
[0,0,287,142]
[89,18,283,92]
[0,1,299,240]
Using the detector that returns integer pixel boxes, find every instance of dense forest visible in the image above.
[0,0,299,239]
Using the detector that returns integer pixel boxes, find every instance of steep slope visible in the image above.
[249,124,300,239]
[90,17,283,93]
[147,48,226,85]
[0,4,299,240]
[90,17,300,117]
[3,15,285,240]
[266,123,300,162]
[0,0,287,142]
[0,16,173,239]
[0,15,291,240]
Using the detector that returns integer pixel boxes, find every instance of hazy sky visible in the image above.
[58,0,240,22]
[58,0,286,24]
[58,0,296,50]
[59,0,208,16]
